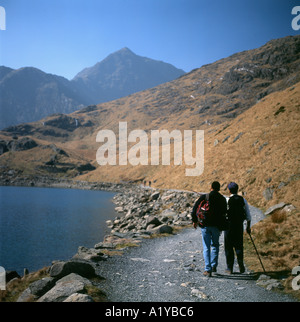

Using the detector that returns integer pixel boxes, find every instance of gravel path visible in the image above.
[96,205,296,302]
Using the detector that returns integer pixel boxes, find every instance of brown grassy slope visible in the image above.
[77,81,300,211]
[0,36,299,211]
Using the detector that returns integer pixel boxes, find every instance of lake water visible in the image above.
[0,186,119,275]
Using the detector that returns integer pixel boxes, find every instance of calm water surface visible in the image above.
[0,186,118,275]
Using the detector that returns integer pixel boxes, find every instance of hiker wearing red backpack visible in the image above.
[192,181,227,277]
[225,182,251,274]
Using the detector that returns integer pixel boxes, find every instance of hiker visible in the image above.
[192,181,227,277]
[225,182,251,274]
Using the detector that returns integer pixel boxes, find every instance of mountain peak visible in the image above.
[72,48,185,103]
[118,47,134,54]
[108,47,136,58]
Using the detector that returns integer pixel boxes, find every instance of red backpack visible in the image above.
[196,194,211,228]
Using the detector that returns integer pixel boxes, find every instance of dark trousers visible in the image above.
[224,224,244,271]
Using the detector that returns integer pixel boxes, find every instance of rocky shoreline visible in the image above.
[3,177,289,302]
[2,177,201,302]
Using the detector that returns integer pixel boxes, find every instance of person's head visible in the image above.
[228,182,239,194]
[211,181,221,192]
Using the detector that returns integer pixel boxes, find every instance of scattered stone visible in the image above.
[256,274,284,291]
[265,202,286,215]
[72,246,107,262]
[282,204,296,213]
[191,288,208,299]
[150,191,160,200]
[263,188,273,201]
[130,258,150,262]
[233,132,243,143]
[222,135,230,143]
[94,241,116,249]
[258,142,269,152]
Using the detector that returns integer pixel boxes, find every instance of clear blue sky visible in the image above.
[0,0,299,80]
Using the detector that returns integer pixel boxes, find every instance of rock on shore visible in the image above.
[108,187,196,238]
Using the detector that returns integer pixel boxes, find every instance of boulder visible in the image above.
[263,188,273,201]
[17,277,56,302]
[29,277,56,297]
[38,279,86,302]
[49,260,96,279]
[63,293,94,302]
[265,202,286,215]
[152,224,173,234]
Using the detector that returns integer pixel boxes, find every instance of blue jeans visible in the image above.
[201,226,220,272]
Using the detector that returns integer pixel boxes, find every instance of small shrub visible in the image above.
[264,224,278,243]
[271,210,287,223]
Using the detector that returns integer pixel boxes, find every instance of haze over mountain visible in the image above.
[71,47,185,104]
[0,66,89,130]
[0,48,185,129]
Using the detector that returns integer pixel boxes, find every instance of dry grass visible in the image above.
[0,267,49,302]
[244,209,300,300]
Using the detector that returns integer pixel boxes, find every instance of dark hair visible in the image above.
[229,187,238,194]
[228,182,239,194]
[211,181,221,191]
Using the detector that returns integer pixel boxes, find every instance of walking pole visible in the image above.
[248,232,266,274]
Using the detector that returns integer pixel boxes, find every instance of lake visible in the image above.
[0,186,119,275]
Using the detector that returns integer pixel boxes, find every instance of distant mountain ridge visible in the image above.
[71,47,185,104]
[0,48,185,129]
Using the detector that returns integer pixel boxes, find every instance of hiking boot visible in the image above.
[203,271,212,277]
[239,264,245,274]
[225,268,233,275]
[212,266,217,273]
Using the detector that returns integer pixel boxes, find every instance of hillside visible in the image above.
[78,80,300,211]
[0,35,299,213]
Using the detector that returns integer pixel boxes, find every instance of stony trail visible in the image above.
[96,206,296,302]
